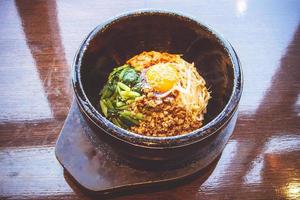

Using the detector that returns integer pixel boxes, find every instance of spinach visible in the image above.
[120,68,139,86]
[132,82,143,93]
[99,65,144,129]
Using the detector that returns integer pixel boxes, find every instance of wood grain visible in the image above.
[0,0,299,199]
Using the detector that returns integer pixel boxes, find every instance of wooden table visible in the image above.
[1,0,299,199]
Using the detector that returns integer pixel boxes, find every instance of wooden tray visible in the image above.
[55,101,220,194]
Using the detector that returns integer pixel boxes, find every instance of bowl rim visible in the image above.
[72,10,243,149]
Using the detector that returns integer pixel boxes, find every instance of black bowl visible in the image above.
[72,11,243,166]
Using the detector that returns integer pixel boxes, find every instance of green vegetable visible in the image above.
[126,99,135,104]
[133,113,144,120]
[117,105,129,110]
[117,82,130,91]
[105,99,114,109]
[122,68,139,85]
[120,91,140,100]
[100,100,108,117]
[116,101,125,107]
[116,117,128,129]
[100,84,114,99]
[99,65,143,129]
[112,118,121,127]
[119,113,139,126]
[120,110,132,116]
[109,64,129,81]
[132,82,142,93]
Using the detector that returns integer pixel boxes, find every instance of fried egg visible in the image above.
[145,63,179,93]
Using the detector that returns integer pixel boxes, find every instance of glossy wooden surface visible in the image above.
[0,0,299,199]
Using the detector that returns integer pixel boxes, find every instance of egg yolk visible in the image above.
[145,63,179,93]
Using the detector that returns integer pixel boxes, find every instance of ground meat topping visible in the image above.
[130,90,204,137]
